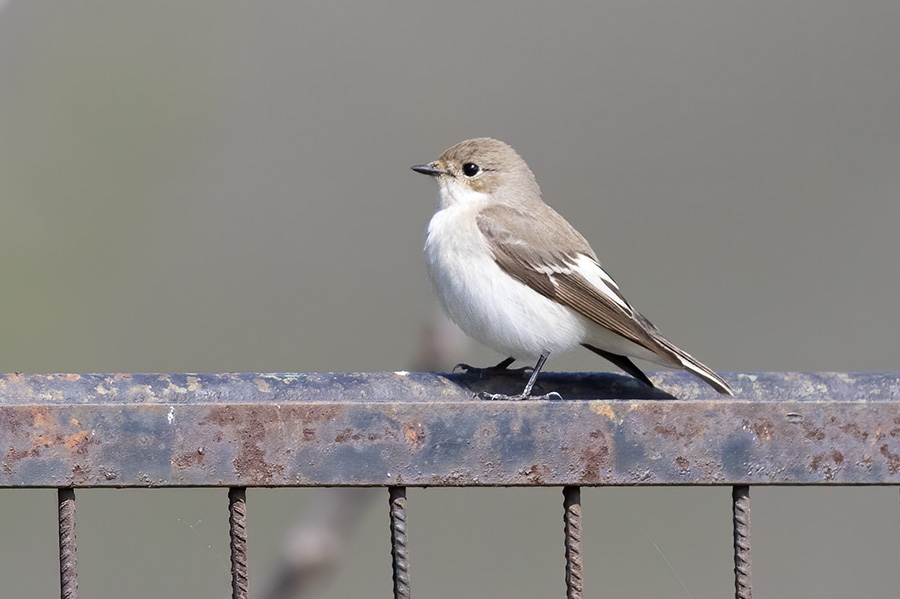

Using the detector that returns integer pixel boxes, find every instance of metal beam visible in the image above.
[1,371,899,487]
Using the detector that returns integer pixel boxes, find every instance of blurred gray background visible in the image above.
[1,1,899,597]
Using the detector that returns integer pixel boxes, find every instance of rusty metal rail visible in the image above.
[2,370,900,598]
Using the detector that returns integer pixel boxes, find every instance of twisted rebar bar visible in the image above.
[58,488,78,599]
[732,485,752,599]
[229,487,249,599]
[389,487,411,599]
[563,486,583,599]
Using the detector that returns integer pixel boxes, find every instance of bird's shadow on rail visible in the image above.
[443,370,678,400]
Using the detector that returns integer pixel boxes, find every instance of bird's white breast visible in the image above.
[424,202,589,359]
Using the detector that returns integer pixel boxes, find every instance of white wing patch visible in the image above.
[569,255,633,314]
[533,264,563,275]
[527,253,634,315]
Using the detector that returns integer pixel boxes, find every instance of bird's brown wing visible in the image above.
[476,203,734,395]
[476,204,678,360]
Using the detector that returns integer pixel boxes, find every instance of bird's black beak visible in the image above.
[411,163,443,177]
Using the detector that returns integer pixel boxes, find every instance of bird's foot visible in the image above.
[453,360,532,378]
[477,391,562,401]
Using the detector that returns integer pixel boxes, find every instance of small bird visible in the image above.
[412,137,733,398]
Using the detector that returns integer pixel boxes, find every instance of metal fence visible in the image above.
[2,370,899,599]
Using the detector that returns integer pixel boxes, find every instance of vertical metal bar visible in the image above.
[563,486,583,599]
[229,487,249,599]
[732,485,752,599]
[58,488,78,599]
[389,486,411,599]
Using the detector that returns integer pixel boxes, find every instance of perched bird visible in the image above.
[412,137,732,398]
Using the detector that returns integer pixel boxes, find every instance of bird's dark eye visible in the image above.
[462,163,481,177]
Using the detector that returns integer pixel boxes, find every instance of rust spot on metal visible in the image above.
[429,470,467,485]
[71,464,89,482]
[404,421,425,448]
[809,449,844,474]
[809,454,821,471]
[810,449,845,479]
[201,405,286,484]
[232,408,283,484]
[752,418,773,440]
[200,408,236,428]
[801,421,826,441]
[31,434,55,452]
[32,407,52,428]
[4,446,32,467]
[63,431,96,455]
[173,449,205,469]
[521,463,551,483]
[890,417,900,437]
[3,407,46,440]
[654,424,686,441]
[590,403,615,419]
[279,405,343,423]
[581,445,610,483]
[335,428,357,443]
[880,444,900,475]
[840,422,867,440]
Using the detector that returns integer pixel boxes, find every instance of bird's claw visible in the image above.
[454,363,533,377]
[477,391,562,401]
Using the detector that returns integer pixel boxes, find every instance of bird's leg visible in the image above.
[454,356,532,377]
[521,352,548,396]
[480,352,561,400]
[492,356,516,370]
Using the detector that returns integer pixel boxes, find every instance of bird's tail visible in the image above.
[660,339,733,395]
